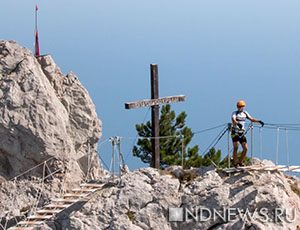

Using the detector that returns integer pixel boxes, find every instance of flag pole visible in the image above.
[34,5,40,57]
[35,6,37,32]
[35,5,37,56]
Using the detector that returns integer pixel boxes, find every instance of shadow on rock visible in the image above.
[223,172,250,185]
[232,190,258,209]
[229,181,254,198]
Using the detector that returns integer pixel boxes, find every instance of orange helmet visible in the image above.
[237,100,246,107]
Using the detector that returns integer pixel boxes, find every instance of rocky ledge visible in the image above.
[32,160,300,230]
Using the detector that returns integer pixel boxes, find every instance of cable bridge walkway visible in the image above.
[7,182,105,230]
[189,122,300,173]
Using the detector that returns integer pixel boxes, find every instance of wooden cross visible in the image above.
[125,64,185,169]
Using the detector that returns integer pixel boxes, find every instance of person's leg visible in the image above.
[240,142,248,164]
[233,141,239,165]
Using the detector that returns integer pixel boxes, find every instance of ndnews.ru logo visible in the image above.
[169,207,296,223]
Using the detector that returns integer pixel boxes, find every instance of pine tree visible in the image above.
[202,147,222,166]
[133,104,200,169]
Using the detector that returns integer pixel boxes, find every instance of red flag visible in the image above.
[35,30,40,57]
[36,5,38,11]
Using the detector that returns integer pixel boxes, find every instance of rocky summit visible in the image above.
[0,41,300,230]
[2,159,300,230]
[6,161,298,230]
[0,40,103,183]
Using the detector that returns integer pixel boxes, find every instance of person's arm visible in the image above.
[248,117,259,122]
[248,117,264,126]
[231,112,238,125]
[232,113,242,129]
[232,116,238,125]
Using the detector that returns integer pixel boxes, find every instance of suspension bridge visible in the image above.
[1,122,300,229]
[102,121,300,173]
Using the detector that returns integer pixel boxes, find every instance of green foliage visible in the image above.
[133,104,224,169]
[184,146,221,168]
[133,104,198,168]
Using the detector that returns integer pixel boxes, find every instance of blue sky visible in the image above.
[1,0,300,171]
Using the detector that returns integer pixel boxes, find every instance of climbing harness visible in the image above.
[231,126,247,139]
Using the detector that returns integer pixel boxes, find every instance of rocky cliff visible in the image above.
[0,40,106,229]
[0,40,102,182]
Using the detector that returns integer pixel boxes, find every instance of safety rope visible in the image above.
[121,134,181,140]
[117,139,126,169]
[98,154,110,170]
[59,163,68,197]
[194,123,228,134]
[124,107,151,163]
[201,125,228,156]
[257,126,300,131]
[264,123,300,127]
[196,124,229,168]
[108,137,115,175]
[84,141,92,182]
[0,178,23,229]
[87,141,92,181]
[253,123,300,131]
[97,137,112,170]
[30,162,46,217]
[118,134,182,168]
[10,156,55,181]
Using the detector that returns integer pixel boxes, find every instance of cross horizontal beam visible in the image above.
[125,95,185,109]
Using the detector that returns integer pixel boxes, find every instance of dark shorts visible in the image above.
[231,130,247,144]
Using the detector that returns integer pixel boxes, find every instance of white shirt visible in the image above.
[232,110,252,129]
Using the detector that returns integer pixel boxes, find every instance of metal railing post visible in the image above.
[110,137,116,181]
[181,135,184,168]
[251,122,253,164]
[117,136,122,178]
[227,123,232,168]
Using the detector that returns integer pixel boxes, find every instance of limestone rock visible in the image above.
[0,40,106,228]
[33,163,300,230]
[0,40,102,182]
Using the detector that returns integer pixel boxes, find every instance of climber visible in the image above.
[231,100,264,167]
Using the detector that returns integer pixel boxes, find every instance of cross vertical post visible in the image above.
[151,64,160,168]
